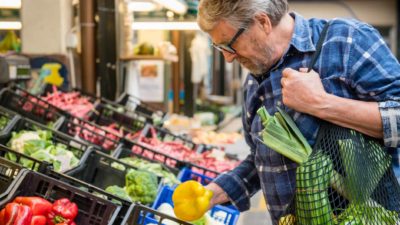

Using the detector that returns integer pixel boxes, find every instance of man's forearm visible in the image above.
[312,93,382,138]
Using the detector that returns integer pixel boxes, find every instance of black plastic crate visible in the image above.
[88,102,149,134]
[117,92,166,120]
[44,169,135,225]
[65,150,161,206]
[0,144,53,173]
[0,157,25,200]
[0,88,65,126]
[116,139,220,178]
[0,117,93,173]
[131,204,191,225]
[0,106,19,136]
[46,87,161,126]
[138,124,200,152]
[57,114,123,153]
[0,169,120,225]
[66,150,140,190]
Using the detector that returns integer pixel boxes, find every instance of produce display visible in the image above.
[6,130,80,172]
[131,130,240,177]
[105,169,158,204]
[114,157,180,186]
[0,115,9,131]
[42,89,94,118]
[190,131,243,146]
[69,120,123,151]
[0,86,241,225]
[0,197,78,225]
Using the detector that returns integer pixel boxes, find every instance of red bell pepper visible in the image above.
[30,215,46,225]
[47,198,78,225]
[0,208,5,225]
[4,203,33,225]
[14,197,52,216]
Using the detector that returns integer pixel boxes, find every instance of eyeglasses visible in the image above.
[212,27,245,54]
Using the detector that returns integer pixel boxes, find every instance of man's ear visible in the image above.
[255,13,272,34]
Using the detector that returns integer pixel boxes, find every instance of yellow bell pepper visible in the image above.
[172,180,213,221]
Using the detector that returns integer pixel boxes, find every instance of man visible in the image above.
[196,0,400,224]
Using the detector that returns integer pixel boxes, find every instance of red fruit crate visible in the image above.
[57,114,123,153]
[134,124,200,152]
[0,87,65,127]
[115,139,220,178]
[87,101,148,134]
[44,169,135,225]
[0,169,121,225]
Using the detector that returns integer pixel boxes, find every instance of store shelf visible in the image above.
[120,54,178,62]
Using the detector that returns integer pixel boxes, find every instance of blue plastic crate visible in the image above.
[177,167,213,185]
[151,185,239,225]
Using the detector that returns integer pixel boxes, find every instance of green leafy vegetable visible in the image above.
[121,157,180,185]
[105,185,131,201]
[0,115,9,130]
[6,129,80,172]
[125,169,158,204]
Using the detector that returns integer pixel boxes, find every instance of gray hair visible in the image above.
[197,0,288,32]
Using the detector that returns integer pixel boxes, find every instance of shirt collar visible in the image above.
[289,12,315,53]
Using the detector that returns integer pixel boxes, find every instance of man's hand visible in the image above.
[205,183,230,209]
[281,67,383,138]
[281,68,328,115]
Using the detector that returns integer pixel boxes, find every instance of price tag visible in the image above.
[9,65,16,79]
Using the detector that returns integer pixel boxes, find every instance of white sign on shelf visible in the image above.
[137,60,164,102]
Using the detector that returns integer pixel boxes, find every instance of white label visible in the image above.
[9,65,16,79]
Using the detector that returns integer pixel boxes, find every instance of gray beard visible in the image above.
[241,43,274,76]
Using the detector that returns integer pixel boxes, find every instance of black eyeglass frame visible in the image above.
[212,27,246,54]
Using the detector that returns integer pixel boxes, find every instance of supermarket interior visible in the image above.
[0,0,399,225]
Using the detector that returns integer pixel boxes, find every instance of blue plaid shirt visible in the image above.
[213,12,400,224]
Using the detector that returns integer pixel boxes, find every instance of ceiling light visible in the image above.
[152,0,187,15]
[0,0,21,8]
[0,21,22,30]
[132,21,199,30]
[128,1,157,12]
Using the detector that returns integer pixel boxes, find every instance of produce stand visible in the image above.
[0,117,93,173]
[0,87,65,127]
[57,113,124,153]
[0,168,121,225]
[117,139,222,178]
[0,87,242,225]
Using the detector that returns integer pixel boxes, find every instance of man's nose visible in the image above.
[222,51,236,63]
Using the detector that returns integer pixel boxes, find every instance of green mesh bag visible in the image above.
[257,107,400,225]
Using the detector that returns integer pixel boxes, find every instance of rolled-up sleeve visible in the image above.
[347,23,400,148]
[379,101,400,147]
